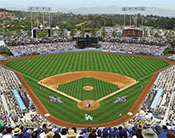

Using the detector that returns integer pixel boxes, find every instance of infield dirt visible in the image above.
[78,100,100,110]
[83,86,94,91]
[38,71,138,104]
[39,71,136,89]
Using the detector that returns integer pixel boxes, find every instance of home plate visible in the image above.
[44,113,50,117]
[127,112,133,116]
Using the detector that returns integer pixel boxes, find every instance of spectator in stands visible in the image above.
[0,127,4,137]
[135,125,143,138]
[67,129,77,138]
[109,127,116,138]
[128,132,137,138]
[89,129,96,138]
[71,127,77,134]
[59,127,67,138]
[84,127,92,138]
[166,131,175,138]
[155,125,167,138]
[23,129,32,138]
[45,131,55,138]
[31,131,39,138]
[118,126,128,138]
[12,127,21,138]
[102,128,108,137]
[3,127,13,138]
[142,124,158,138]
[53,132,61,138]
[96,129,102,138]
[40,124,48,138]
[47,125,53,132]
[74,129,84,138]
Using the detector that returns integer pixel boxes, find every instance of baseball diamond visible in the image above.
[2,52,172,127]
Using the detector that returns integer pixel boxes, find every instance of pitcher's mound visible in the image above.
[83,86,94,91]
[78,100,100,111]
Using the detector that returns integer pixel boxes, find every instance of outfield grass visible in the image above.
[57,77,119,100]
[4,52,170,124]
[5,52,169,81]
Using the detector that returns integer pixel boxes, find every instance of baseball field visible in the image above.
[3,52,171,127]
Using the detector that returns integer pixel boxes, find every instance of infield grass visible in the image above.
[57,77,119,100]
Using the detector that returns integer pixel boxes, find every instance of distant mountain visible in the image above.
[1,5,175,17]
[58,6,175,17]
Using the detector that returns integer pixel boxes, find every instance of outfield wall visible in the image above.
[1,48,175,63]
[0,49,163,59]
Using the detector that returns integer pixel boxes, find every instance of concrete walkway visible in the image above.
[1,94,15,126]
[163,92,174,123]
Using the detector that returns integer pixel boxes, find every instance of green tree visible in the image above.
[70,30,75,38]
[6,31,13,37]
[154,32,160,38]
[80,30,85,37]
[16,31,22,37]
[101,27,106,38]
[59,29,64,38]
[91,29,96,37]
[27,31,32,37]
[112,31,117,38]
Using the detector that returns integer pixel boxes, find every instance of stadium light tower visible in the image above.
[122,7,145,27]
[28,6,52,29]
[28,7,33,32]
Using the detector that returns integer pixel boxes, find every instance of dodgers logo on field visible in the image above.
[85,114,93,121]
[113,96,127,103]
[49,96,63,103]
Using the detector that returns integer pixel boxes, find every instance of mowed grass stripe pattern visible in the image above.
[5,52,170,81]
[4,52,170,124]
[57,77,119,100]
[22,74,152,124]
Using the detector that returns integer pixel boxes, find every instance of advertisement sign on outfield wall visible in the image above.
[2,49,175,63]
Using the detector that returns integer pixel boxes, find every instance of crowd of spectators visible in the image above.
[0,96,9,125]
[0,122,175,137]
[8,42,76,56]
[99,42,168,56]
[0,55,6,61]
[0,66,48,128]
[142,65,175,123]
[169,55,175,60]
[6,41,168,57]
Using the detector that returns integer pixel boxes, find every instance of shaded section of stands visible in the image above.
[8,70,22,85]
[150,89,163,109]
[154,72,162,85]
[12,90,26,110]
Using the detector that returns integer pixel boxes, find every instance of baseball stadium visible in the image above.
[0,2,175,138]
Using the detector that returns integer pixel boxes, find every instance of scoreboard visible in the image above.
[123,28,143,37]
[74,35,101,49]
[32,27,51,38]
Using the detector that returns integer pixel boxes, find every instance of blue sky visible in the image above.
[0,0,175,10]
